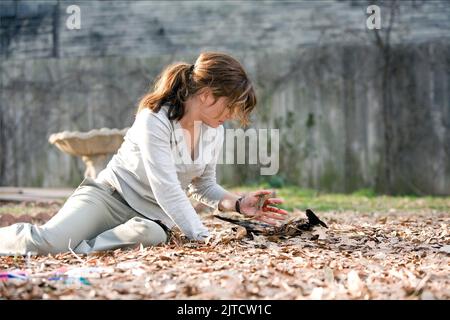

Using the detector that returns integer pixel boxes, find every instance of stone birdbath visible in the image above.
[48,127,129,179]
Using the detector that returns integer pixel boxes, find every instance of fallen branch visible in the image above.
[213,208,328,238]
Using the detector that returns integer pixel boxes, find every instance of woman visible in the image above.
[0,52,288,256]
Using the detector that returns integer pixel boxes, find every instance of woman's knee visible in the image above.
[125,217,168,246]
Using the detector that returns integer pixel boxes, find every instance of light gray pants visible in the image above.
[0,177,169,256]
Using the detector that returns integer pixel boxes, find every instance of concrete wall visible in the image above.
[1,0,449,194]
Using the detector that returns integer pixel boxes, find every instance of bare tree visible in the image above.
[368,0,401,194]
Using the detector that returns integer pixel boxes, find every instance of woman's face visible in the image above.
[198,90,234,128]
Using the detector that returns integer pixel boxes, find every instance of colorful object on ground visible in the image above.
[47,266,113,285]
[0,266,114,286]
[48,275,91,285]
[0,270,28,281]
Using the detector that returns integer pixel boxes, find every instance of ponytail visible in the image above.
[136,62,194,121]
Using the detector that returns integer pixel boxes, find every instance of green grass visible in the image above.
[2,185,450,216]
[0,202,62,216]
[0,206,32,215]
[227,184,450,213]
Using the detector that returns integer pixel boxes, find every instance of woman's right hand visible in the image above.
[239,190,289,225]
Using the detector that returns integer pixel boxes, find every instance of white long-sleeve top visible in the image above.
[95,104,227,240]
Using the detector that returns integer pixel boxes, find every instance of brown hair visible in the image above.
[135,52,257,126]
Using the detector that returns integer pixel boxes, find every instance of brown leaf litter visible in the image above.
[0,201,449,300]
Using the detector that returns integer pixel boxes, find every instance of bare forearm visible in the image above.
[218,190,241,212]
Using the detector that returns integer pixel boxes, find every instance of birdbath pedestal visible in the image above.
[49,127,129,179]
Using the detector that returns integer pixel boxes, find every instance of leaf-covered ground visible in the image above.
[0,187,449,300]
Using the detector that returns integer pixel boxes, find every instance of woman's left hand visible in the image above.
[239,190,289,225]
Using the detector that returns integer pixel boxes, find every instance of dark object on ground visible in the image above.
[305,209,328,228]
[214,208,328,238]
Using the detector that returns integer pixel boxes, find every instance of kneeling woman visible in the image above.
[0,52,288,255]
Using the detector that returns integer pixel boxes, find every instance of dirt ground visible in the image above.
[0,200,449,300]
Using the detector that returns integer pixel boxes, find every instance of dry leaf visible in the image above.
[235,226,247,240]
[347,270,363,297]
[312,227,328,240]
[0,201,448,300]
[310,287,324,300]
[438,245,450,254]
